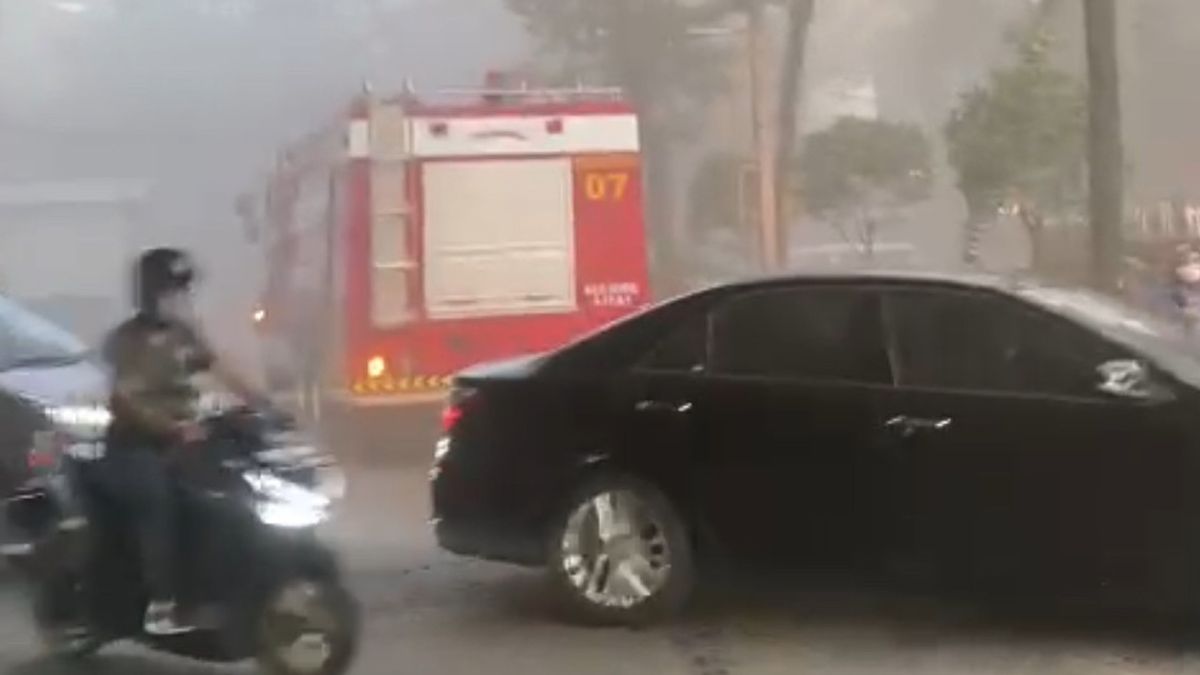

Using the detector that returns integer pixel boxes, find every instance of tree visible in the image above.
[944,34,1086,272]
[1083,0,1124,290]
[774,0,816,244]
[688,151,746,236]
[504,0,732,277]
[799,116,932,257]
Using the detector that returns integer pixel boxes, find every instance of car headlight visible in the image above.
[254,444,347,502]
[243,470,331,529]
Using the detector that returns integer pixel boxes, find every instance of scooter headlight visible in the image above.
[243,470,331,529]
[44,404,111,441]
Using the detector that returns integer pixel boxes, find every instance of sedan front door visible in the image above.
[877,287,1194,603]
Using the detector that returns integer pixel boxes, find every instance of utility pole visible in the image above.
[1084,0,1124,290]
[746,2,780,271]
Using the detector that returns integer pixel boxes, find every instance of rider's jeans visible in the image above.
[90,446,177,602]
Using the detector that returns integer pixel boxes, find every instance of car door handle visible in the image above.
[884,415,953,437]
[635,400,694,414]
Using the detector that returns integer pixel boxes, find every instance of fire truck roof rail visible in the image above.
[435,85,625,101]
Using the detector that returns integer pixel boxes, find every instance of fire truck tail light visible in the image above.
[367,355,388,379]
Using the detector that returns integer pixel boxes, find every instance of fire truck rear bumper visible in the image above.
[326,389,448,408]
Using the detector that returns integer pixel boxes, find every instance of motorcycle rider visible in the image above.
[96,247,272,636]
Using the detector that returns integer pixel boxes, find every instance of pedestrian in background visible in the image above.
[1170,245,1200,333]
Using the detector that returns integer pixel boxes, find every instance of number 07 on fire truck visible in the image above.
[248,77,650,410]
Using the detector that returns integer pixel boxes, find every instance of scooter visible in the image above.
[1,406,359,675]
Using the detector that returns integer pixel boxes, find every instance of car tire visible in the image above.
[545,474,695,626]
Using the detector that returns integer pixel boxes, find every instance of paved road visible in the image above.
[2,435,1200,674]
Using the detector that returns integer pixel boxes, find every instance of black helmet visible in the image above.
[135,247,196,316]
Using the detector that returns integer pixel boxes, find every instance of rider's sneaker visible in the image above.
[58,516,88,532]
[144,601,195,636]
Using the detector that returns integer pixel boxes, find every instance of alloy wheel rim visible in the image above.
[560,489,672,609]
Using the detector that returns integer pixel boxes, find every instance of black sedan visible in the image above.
[0,295,108,498]
[431,272,1200,624]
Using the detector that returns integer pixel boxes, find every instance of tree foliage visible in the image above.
[504,0,739,279]
[798,116,931,255]
[944,38,1086,217]
[688,152,745,235]
[800,116,932,215]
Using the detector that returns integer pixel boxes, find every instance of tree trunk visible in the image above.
[962,196,992,266]
[862,215,878,261]
[774,0,816,261]
[640,120,681,295]
[1084,0,1125,290]
[1019,205,1047,275]
[746,3,779,271]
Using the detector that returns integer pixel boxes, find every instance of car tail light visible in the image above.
[441,386,475,433]
[441,404,464,433]
[27,450,57,471]
[27,431,63,472]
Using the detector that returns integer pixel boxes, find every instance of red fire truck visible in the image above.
[252,79,650,410]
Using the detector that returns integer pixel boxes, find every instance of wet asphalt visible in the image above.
[0,408,1198,675]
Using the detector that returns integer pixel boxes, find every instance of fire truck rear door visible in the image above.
[422,158,576,319]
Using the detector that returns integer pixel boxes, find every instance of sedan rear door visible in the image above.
[688,284,895,567]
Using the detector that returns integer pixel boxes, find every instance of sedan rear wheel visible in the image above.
[546,476,694,626]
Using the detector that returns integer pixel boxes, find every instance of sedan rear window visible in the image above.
[639,316,708,373]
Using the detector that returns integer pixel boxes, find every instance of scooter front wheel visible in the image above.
[255,578,360,675]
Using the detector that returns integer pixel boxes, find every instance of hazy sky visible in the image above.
[0,0,523,357]
[2,0,1199,355]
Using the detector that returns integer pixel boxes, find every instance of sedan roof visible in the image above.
[695,268,1037,298]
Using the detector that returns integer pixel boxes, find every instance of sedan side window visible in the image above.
[710,287,891,384]
[1006,308,1125,396]
[639,316,708,373]
[887,290,1122,397]
[0,297,88,372]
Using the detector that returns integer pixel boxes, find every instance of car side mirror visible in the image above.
[1096,359,1169,402]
